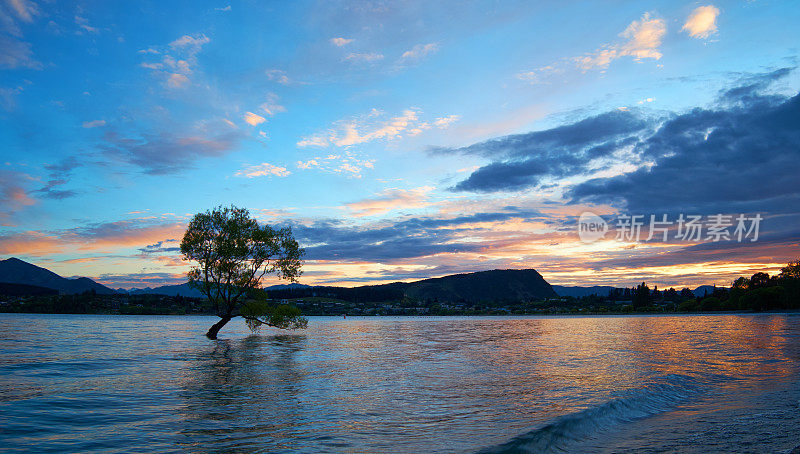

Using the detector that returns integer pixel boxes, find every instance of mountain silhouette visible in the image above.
[267,269,558,304]
[0,257,116,295]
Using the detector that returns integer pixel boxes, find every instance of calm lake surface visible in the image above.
[1,313,798,453]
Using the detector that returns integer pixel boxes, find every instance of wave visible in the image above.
[478,374,704,454]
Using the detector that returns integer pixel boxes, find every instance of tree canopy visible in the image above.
[180,205,306,339]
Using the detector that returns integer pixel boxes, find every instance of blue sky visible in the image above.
[1,0,799,289]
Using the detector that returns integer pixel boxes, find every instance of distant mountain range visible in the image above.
[0,258,116,295]
[115,282,311,298]
[117,282,203,298]
[0,257,723,301]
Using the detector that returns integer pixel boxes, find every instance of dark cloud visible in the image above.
[444,110,653,192]
[293,208,544,262]
[719,67,794,105]
[571,70,800,215]
[138,241,180,254]
[446,67,800,222]
[35,157,81,199]
[448,109,650,158]
[100,129,244,175]
[453,136,643,192]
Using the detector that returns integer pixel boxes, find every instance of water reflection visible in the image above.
[178,335,308,452]
[0,314,798,453]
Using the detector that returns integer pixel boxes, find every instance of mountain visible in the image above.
[0,257,117,295]
[118,282,311,297]
[267,269,558,304]
[0,282,59,296]
[692,285,720,297]
[123,283,204,298]
[551,285,617,298]
[265,283,311,291]
[404,269,557,302]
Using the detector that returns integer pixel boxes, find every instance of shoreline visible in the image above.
[2,309,799,317]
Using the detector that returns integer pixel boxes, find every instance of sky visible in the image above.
[1,0,799,290]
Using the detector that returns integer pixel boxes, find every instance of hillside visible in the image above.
[404,269,557,302]
[0,282,59,296]
[268,269,558,304]
[0,258,116,295]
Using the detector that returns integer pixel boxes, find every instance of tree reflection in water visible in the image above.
[178,334,309,452]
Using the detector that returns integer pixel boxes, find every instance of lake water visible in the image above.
[1,313,798,453]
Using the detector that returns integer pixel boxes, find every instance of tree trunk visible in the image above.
[206,315,232,339]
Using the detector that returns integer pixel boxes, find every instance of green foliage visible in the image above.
[241,300,308,332]
[181,205,303,313]
[779,260,800,280]
[699,296,721,311]
[180,205,306,337]
[678,299,698,311]
[633,282,650,308]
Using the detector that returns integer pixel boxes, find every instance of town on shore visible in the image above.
[2,257,798,317]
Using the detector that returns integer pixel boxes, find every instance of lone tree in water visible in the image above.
[180,205,307,339]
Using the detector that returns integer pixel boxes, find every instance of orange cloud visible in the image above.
[345,187,432,217]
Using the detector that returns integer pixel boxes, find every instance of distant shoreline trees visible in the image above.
[180,205,307,339]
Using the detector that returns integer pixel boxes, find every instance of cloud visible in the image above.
[0,86,23,110]
[296,136,328,147]
[434,115,460,128]
[169,34,210,49]
[243,111,266,126]
[575,13,666,70]
[0,0,41,69]
[265,69,292,85]
[399,43,439,61]
[166,73,189,88]
[516,13,665,85]
[0,230,63,255]
[0,217,187,258]
[74,15,98,34]
[345,187,432,217]
[138,240,180,254]
[35,156,81,200]
[82,119,106,128]
[294,153,373,178]
[6,0,38,23]
[0,169,36,225]
[235,163,290,178]
[0,35,40,69]
[330,37,353,47]
[298,108,458,148]
[259,92,285,116]
[141,34,210,89]
[344,52,384,63]
[682,5,720,39]
[64,219,187,252]
[101,124,243,175]
[445,109,651,192]
[215,5,231,12]
[294,207,545,262]
[297,159,319,169]
[452,68,800,204]
[570,68,800,215]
